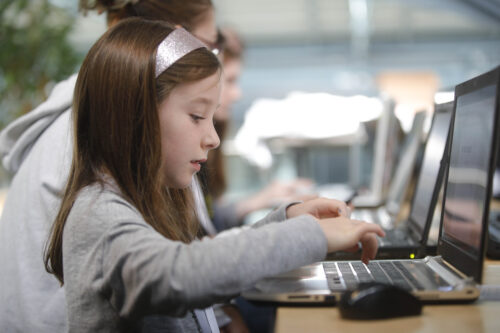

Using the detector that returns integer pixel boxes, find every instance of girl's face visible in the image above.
[158,72,221,188]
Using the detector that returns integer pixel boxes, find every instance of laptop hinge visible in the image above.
[425,256,476,287]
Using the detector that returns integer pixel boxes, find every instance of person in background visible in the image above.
[43,17,384,332]
[200,27,316,233]
[0,1,227,332]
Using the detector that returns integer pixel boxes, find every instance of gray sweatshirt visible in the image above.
[0,75,328,332]
[63,181,326,332]
[0,75,76,332]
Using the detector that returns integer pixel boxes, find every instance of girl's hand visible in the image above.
[318,216,385,264]
[286,197,350,220]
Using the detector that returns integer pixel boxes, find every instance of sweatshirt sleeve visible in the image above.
[211,201,241,231]
[212,200,300,231]
[63,189,327,321]
[251,201,301,227]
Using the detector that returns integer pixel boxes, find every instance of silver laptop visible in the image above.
[318,98,398,207]
[329,103,452,260]
[350,110,427,229]
[242,66,500,304]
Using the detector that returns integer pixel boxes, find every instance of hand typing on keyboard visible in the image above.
[318,216,385,264]
[287,198,385,264]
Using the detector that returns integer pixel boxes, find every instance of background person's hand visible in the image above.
[317,216,385,264]
[253,179,316,208]
[234,178,317,219]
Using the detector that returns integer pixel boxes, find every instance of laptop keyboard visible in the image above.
[376,209,393,228]
[351,210,374,224]
[351,208,394,229]
[323,261,432,291]
[378,228,411,246]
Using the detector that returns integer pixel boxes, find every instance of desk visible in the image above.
[274,262,500,333]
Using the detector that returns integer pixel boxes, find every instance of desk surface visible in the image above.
[275,262,500,333]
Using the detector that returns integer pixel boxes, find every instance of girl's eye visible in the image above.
[190,114,204,122]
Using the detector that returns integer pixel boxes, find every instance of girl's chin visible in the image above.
[180,175,196,189]
[163,176,193,189]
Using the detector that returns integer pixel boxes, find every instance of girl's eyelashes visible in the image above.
[190,114,205,123]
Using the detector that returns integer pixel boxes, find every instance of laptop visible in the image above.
[318,98,399,207]
[242,66,500,304]
[350,110,427,229]
[330,103,452,260]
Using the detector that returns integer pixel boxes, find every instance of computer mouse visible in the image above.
[339,282,422,320]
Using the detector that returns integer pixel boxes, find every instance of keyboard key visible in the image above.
[337,263,358,289]
[366,262,392,285]
[379,262,413,290]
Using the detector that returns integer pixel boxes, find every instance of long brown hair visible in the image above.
[44,18,221,284]
[79,0,213,30]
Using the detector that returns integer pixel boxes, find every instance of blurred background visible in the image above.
[1,0,500,216]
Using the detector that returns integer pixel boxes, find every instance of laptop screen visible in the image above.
[409,105,452,235]
[441,80,498,269]
[384,111,426,215]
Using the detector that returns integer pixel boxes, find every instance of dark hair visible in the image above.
[79,0,213,30]
[202,120,228,199]
[221,27,244,62]
[203,28,245,199]
[44,17,221,284]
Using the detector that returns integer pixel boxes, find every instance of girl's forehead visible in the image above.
[167,72,221,101]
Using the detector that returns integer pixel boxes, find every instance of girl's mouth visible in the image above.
[190,159,207,172]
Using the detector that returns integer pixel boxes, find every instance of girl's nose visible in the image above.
[204,123,220,150]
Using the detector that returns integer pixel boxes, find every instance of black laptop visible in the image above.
[330,103,452,259]
[242,65,500,304]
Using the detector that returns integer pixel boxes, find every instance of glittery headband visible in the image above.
[155,28,206,78]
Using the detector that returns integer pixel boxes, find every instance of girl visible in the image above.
[44,18,383,332]
[0,1,224,331]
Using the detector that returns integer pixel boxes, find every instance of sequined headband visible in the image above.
[155,28,206,78]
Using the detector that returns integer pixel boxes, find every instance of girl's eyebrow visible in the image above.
[188,97,214,106]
